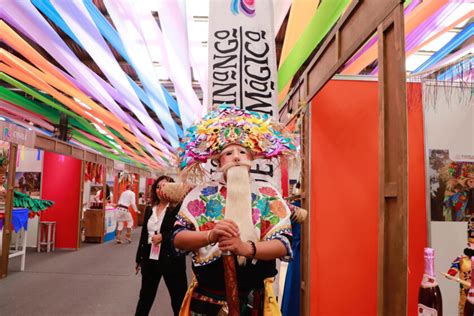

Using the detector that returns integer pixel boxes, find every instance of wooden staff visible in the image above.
[222,252,240,316]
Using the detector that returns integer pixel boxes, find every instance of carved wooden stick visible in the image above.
[222,253,240,316]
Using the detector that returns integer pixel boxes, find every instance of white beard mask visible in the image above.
[223,164,257,265]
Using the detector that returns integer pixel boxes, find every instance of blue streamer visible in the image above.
[37,149,41,160]
[413,22,473,73]
[33,0,182,139]
[31,0,82,46]
[437,56,473,81]
[82,0,181,117]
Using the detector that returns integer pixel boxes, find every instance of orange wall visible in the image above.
[309,80,426,315]
[407,83,427,316]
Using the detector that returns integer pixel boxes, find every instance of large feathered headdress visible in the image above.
[178,105,296,181]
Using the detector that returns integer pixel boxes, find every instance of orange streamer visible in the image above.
[0,21,170,168]
[407,11,473,57]
[278,0,320,104]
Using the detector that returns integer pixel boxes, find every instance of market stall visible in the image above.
[82,161,116,243]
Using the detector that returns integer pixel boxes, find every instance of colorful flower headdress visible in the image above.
[178,105,296,179]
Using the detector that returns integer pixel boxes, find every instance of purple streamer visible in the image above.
[1,2,171,164]
[405,2,461,53]
[343,0,422,70]
[370,1,465,75]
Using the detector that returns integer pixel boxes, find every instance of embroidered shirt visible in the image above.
[174,180,292,267]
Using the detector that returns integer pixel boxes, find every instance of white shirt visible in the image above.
[147,204,168,244]
[117,189,138,212]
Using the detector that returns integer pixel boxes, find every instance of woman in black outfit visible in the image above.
[135,175,187,316]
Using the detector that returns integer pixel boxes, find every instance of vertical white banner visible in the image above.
[208,0,281,188]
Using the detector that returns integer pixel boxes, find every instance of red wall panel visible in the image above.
[407,83,427,316]
[309,80,426,315]
[41,152,82,249]
[310,80,379,315]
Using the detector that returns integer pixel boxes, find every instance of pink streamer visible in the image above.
[0,100,55,130]
[51,0,171,155]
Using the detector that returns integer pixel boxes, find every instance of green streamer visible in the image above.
[278,0,350,91]
[0,86,59,123]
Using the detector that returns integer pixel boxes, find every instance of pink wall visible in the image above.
[309,80,426,315]
[41,152,82,249]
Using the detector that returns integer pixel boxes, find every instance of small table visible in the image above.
[0,208,29,271]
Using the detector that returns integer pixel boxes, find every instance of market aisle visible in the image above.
[0,229,189,315]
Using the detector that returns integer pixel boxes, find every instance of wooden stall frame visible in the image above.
[77,160,85,249]
[0,143,18,278]
[279,0,408,314]
[377,6,408,314]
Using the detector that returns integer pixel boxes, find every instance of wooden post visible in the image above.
[377,4,408,315]
[102,165,107,207]
[76,160,86,249]
[301,104,311,316]
[101,165,106,243]
[0,143,18,278]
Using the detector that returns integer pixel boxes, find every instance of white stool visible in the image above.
[37,221,56,252]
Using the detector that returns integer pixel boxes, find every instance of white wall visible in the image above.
[139,176,146,195]
[16,147,43,248]
[424,82,473,315]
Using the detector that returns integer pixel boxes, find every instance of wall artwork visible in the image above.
[15,172,41,198]
[429,149,474,221]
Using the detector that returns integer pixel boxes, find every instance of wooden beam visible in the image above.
[0,143,18,278]
[34,134,142,174]
[377,4,408,315]
[77,160,86,249]
[280,0,403,123]
[305,0,402,100]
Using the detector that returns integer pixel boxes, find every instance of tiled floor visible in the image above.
[0,229,190,315]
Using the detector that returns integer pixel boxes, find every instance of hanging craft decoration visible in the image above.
[13,191,54,218]
[118,170,134,185]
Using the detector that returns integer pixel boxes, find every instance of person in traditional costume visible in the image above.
[172,105,296,315]
[116,183,139,243]
[446,216,474,314]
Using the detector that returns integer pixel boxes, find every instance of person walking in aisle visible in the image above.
[116,183,139,243]
[135,175,188,316]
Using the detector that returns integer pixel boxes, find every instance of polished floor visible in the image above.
[0,229,189,315]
